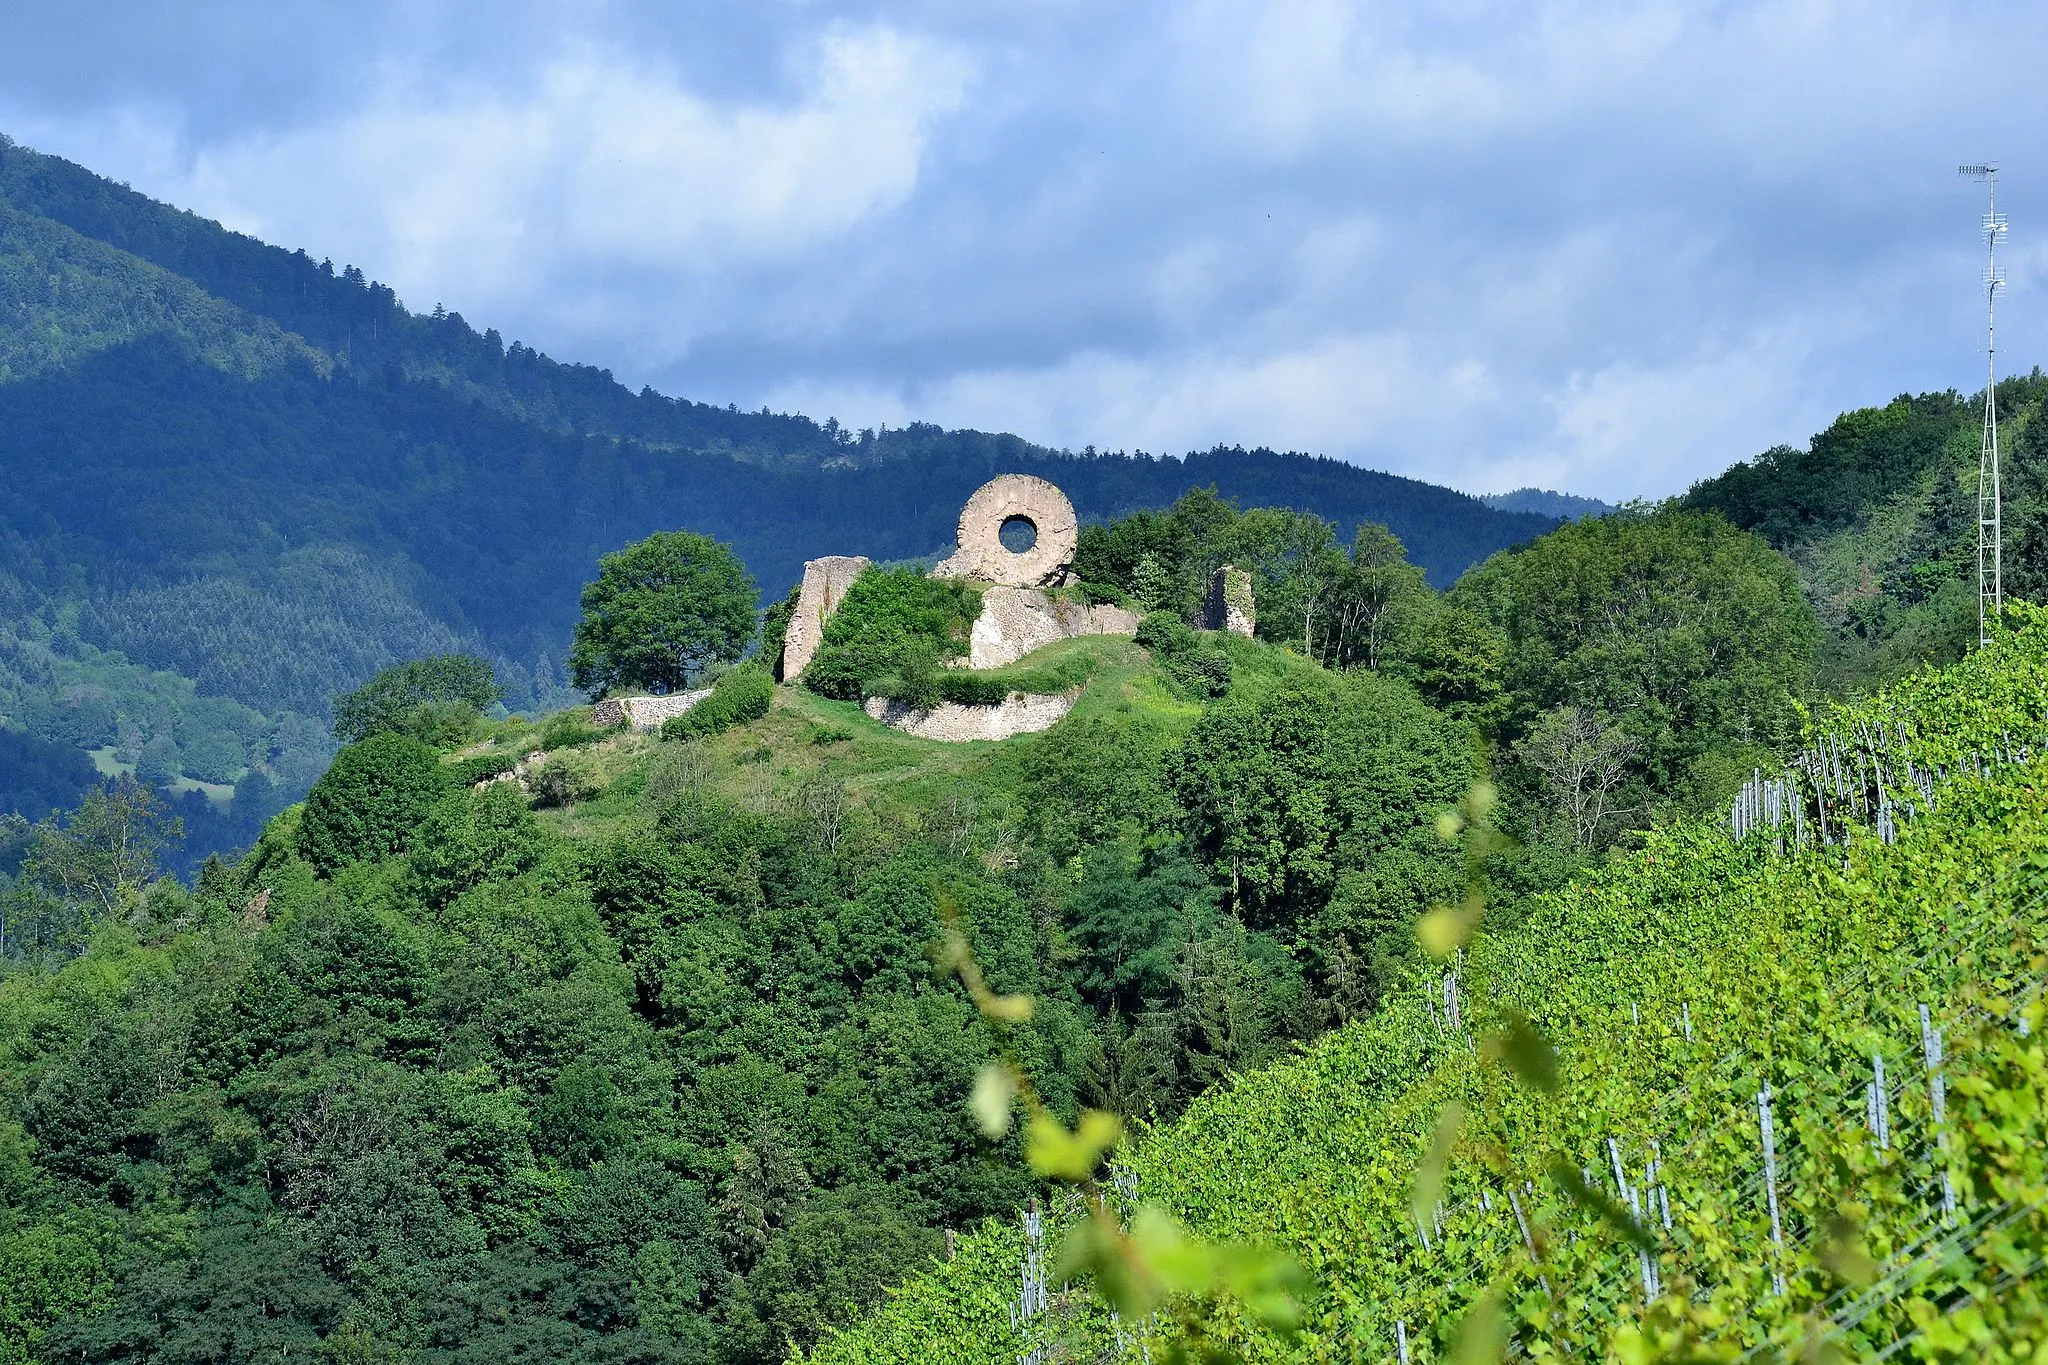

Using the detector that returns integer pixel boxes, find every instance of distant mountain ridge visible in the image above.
[1479,487,1612,521]
[0,132,1560,833]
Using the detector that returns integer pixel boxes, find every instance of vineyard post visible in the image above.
[1507,1187,1552,1297]
[1919,1005,1957,1221]
[1864,1054,1890,1151]
[1757,1083,1788,1295]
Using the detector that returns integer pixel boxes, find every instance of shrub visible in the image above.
[1133,611,1196,655]
[528,752,605,809]
[1135,611,1232,698]
[406,783,547,906]
[802,569,979,701]
[933,672,1012,706]
[662,663,775,740]
[297,733,448,874]
[540,714,605,751]
[449,752,518,786]
[333,655,500,746]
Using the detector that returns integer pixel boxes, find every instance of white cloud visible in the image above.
[166,25,971,316]
[8,0,2048,503]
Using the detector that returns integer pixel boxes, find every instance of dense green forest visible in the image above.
[1683,372,2048,689]
[0,472,1830,1361]
[0,132,1561,868]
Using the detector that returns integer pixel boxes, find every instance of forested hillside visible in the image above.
[0,132,1559,862]
[806,606,2048,1364]
[1684,373,2048,689]
[0,483,1827,1362]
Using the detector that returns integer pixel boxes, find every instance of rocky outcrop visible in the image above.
[1205,565,1255,637]
[592,689,712,730]
[862,691,1077,741]
[966,587,1142,669]
[932,475,1079,587]
[780,555,870,681]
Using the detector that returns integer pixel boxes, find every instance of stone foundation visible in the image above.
[862,691,1077,741]
[592,689,712,730]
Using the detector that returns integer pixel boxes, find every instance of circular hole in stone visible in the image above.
[998,515,1039,554]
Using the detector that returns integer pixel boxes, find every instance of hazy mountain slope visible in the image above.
[0,202,322,384]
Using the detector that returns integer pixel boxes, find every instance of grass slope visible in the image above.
[807,616,2048,1363]
[444,633,1288,844]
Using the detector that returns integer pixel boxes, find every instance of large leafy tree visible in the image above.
[569,532,758,697]
[1452,505,1817,798]
[1167,672,1473,935]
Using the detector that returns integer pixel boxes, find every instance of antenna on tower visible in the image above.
[1960,162,2007,647]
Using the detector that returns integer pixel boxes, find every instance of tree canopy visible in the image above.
[1452,505,1817,802]
[568,532,759,697]
[332,654,501,745]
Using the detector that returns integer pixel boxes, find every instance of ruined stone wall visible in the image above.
[779,554,870,681]
[967,588,1142,669]
[1204,565,1255,637]
[861,690,1077,741]
[592,689,713,730]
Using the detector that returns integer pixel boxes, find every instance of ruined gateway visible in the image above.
[780,474,1250,741]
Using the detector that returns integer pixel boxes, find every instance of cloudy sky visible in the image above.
[4,1,2044,499]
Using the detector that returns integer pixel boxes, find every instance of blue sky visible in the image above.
[4,1,2045,500]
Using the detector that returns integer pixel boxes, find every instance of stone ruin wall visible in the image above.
[777,554,870,682]
[1204,565,1256,637]
[769,474,1249,738]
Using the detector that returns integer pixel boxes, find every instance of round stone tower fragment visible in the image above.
[932,475,1079,587]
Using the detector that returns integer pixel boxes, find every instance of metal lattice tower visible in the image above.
[1961,163,2007,647]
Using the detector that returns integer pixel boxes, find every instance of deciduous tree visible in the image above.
[569,532,758,697]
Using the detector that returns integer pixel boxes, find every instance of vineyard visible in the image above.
[805,607,2048,1363]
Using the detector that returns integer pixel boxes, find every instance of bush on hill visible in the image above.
[663,663,775,740]
[1134,611,1231,698]
[801,568,979,703]
[294,732,446,873]
[569,531,758,697]
[331,653,501,746]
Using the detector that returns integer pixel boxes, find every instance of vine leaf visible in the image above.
[1026,1109,1123,1180]
[1482,1012,1559,1092]
[971,1062,1016,1139]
